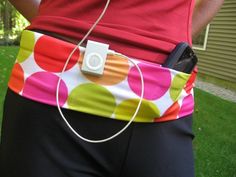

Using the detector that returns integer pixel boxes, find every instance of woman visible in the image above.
[0,0,224,177]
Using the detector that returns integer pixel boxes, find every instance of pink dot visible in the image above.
[128,63,171,100]
[22,72,68,106]
[34,35,79,72]
[178,94,194,118]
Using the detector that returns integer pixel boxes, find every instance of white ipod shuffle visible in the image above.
[81,40,109,76]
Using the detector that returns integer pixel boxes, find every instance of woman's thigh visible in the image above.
[0,89,195,177]
[120,116,195,177]
[0,89,131,177]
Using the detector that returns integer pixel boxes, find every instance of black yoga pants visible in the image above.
[0,89,195,177]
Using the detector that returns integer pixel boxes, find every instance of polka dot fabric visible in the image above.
[8,30,195,123]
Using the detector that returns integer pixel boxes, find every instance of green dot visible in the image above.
[170,73,190,101]
[114,99,160,122]
[67,83,116,118]
[17,30,35,63]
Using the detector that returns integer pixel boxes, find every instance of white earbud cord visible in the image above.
[56,0,144,143]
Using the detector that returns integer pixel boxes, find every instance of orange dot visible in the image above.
[80,54,130,85]
[8,63,24,93]
[184,67,197,94]
[34,35,79,72]
[154,102,180,122]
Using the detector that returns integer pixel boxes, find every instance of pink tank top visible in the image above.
[27,0,195,63]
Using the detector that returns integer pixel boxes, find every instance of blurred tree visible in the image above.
[0,0,29,45]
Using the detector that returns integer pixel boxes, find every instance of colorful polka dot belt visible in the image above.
[8,30,196,123]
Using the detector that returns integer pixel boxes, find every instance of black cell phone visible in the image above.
[162,42,198,74]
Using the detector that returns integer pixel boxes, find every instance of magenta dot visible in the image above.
[178,94,194,118]
[128,63,171,100]
[22,72,68,106]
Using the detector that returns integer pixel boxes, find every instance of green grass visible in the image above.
[193,88,236,177]
[0,46,236,177]
[0,46,19,125]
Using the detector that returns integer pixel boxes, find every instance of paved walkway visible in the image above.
[195,79,236,103]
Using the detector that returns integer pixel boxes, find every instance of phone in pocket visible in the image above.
[162,42,198,74]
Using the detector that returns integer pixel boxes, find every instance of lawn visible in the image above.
[193,88,236,177]
[0,46,18,125]
[0,46,236,177]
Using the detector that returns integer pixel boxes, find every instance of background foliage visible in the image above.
[0,0,29,45]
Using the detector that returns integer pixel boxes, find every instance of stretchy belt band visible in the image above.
[8,30,196,123]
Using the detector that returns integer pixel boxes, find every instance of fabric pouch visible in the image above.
[8,30,196,123]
